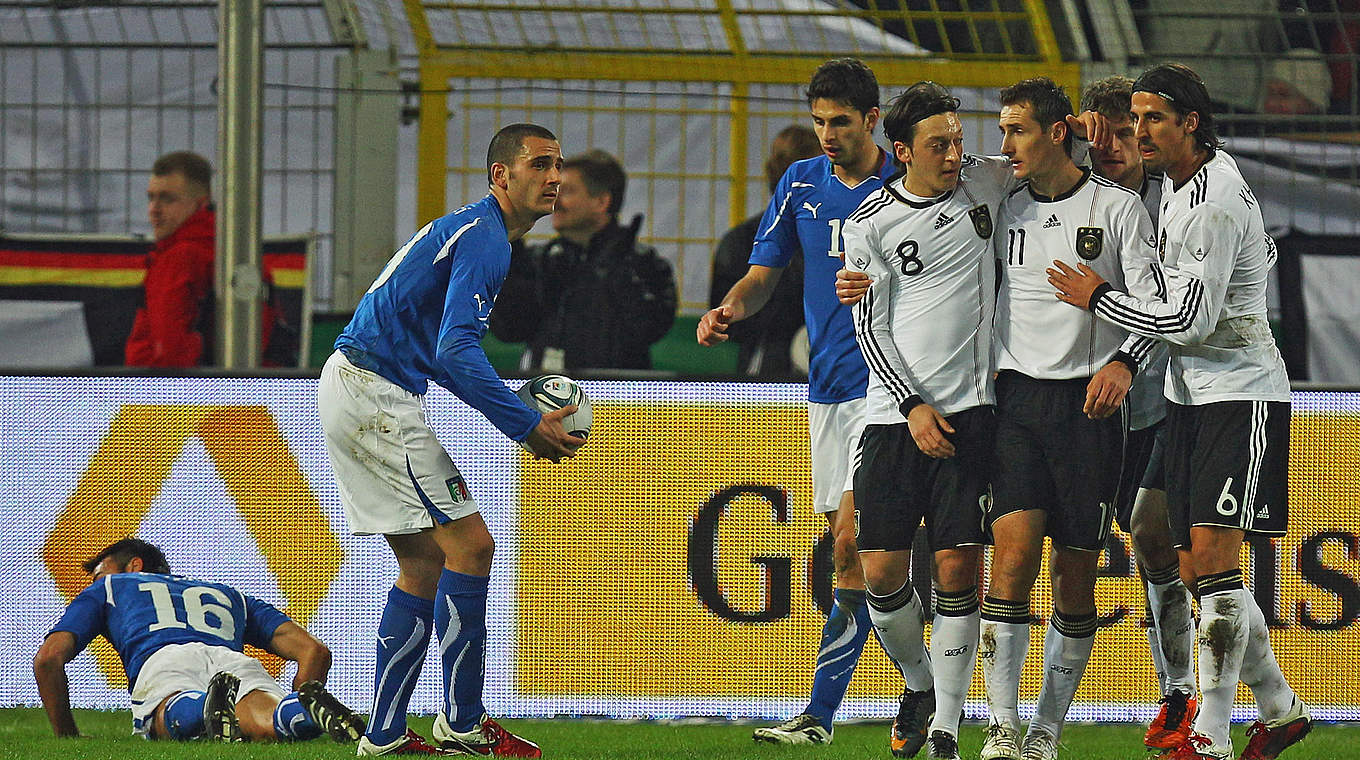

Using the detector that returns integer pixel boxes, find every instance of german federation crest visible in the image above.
[969,205,992,239]
[1076,227,1104,260]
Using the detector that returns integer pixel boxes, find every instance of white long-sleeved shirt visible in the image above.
[1089,152,1290,404]
[843,154,1014,422]
[994,168,1160,381]
[1126,171,1168,430]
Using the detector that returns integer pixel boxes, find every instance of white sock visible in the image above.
[1028,610,1097,741]
[1146,624,1168,696]
[979,596,1030,730]
[1194,574,1249,752]
[1239,590,1296,722]
[867,580,933,691]
[929,586,980,736]
[1147,573,1196,695]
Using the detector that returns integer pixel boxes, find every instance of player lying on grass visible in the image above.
[33,537,364,744]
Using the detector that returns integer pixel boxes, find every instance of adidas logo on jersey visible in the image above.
[934,211,954,229]
[1042,214,1061,229]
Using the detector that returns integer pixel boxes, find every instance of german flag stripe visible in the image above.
[0,250,146,269]
[0,266,145,287]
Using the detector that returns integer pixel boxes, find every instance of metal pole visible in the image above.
[217,0,264,367]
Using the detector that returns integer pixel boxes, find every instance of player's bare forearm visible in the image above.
[267,621,332,688]
[34,639,79,737]
[722,265,783,322]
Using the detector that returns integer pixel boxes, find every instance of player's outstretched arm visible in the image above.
[267,621,333,690]
[523,405,586,463]
[697,264,783,345]
[33,632,80,737]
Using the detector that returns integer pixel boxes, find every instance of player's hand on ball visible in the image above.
[525,405,587,463]
[836,268,870,305]
[697,305,734,345]
[907,403,956,459]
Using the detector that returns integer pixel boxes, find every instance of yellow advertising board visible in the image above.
[515,399,1360,710]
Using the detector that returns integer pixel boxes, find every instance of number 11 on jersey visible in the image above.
[828,219,844,258]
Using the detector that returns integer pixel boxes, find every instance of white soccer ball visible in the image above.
[515,374,592,451]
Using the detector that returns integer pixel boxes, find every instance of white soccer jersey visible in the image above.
[1090,151,1290,404]
[994,168,1159,380]
[1127,171,1169,430]
[843,154,1014,423]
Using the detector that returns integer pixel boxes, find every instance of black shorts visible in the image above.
[991,371,1125,551]
[853,405,994,552]
[1114,420,1167,532]
[1164,400,1290,549]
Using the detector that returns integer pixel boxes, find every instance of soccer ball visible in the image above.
[515,374,592,451]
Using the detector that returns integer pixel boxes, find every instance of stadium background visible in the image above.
[1,0,1358,733]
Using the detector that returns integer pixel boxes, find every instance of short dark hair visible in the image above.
[1133,63,1223,154]
[1081,75,1135,123]
[806,58,880,115]
[764,125,820,191]
[883,81,962,154]
[564,149,627,217]
[486,123,558,184]
[82,537,171,575]
[999,77,1075,153]
[152,151,211,197]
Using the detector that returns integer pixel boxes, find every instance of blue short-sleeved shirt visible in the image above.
[49,572,290,688]
[749,151,891,403]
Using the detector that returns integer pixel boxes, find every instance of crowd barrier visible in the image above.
[0,234,312,367]
[2,375,1356,723]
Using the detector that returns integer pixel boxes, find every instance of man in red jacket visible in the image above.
[125,151,215,367]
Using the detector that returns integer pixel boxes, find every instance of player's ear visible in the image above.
[1051,118,1069,146]
[126,556,144,573]
[1182,110,1200,135]
[864,106,880,133]
[490,161,509,190]
[893,141,912,168]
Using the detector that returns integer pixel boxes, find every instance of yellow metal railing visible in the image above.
[403,0,1078,311]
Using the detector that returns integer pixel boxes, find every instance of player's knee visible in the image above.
[934,549,980,592]
[236,691,279,742]
[861,560,908,596]
[398,554,445,591]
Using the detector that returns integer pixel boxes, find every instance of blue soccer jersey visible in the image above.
[748,151,891,403]
[49,572,290,688]
[337,194,540,442]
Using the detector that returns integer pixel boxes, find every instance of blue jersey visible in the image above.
[748,151,891,403]
[49,572,290,688]
[337,194,540,441]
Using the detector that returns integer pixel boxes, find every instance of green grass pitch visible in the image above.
[1,709,1354,760]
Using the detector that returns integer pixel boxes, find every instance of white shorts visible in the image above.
[319,350,481,535]
[130,642,285,737]
[808,398,867,514]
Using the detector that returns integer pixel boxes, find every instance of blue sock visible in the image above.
[272,692,322,741]
[805,588,872,730]
[163,690,207,740]
[435,568,489,733]
[366,586,435,746]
